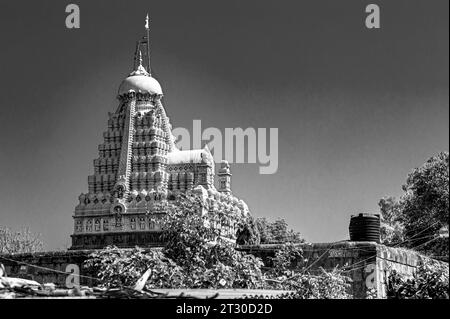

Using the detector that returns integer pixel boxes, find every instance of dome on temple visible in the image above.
[118,61,163,96]
[118,74,163,96]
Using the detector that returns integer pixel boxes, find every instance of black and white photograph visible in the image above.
[0,0,448,312]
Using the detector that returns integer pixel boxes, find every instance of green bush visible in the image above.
[83,247,185,289]
[274,268,352,299]
[264,243,351,299]
[386,260,449,299]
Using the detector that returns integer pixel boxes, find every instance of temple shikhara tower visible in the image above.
[71,16,250,250]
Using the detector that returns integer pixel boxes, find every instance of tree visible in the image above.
[0,226,43,254]
[85,193,265,290]
[236,217,304,245]
[400,152,449,258]
[379,196,405,245]
[379,152,449,259]
[156,193,265,289]
[235,215,260,245]
[255,218,304,244]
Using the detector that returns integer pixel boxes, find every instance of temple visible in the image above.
[71,16,250,250]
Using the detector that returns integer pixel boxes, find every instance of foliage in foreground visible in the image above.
[85,194,264,290]
[386,260,449,299]
[0,226,43,255]
[273,268,351,299]
[84,248,185,289]
[264,243,351,299]
[83,193,351,298]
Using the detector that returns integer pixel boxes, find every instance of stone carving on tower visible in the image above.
[71,16,250,250]
[218,160,232,194]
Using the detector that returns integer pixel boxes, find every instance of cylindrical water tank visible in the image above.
[349,213,381,243]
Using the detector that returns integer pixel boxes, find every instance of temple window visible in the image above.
[86,219,93,232]
[75,220,83,233]
[103,219,109,231]
[115,216,122,228]
[94,219,101,231]
[130,217,136,230]
[139,217,146,230]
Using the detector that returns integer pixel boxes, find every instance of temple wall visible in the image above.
[0,250,97,288]
[70,231,165,250]
[1,242,445,298]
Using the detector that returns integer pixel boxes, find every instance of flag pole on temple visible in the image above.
[145,14,152,76]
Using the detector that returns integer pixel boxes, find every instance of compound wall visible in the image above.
[1,242,445,298]
[238,241,444,298]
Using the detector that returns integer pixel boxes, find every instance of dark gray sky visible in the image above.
[0,0,448,250]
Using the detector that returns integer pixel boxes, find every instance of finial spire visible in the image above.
[138,50,143,66]
[145,14,150,30]
[130,47,149,76]
[145,13,152,76]
[129,14,153,76]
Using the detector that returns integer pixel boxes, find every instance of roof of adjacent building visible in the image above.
[167,148,214,166]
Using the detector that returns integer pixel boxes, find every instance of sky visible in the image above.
[0,0,448,250]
